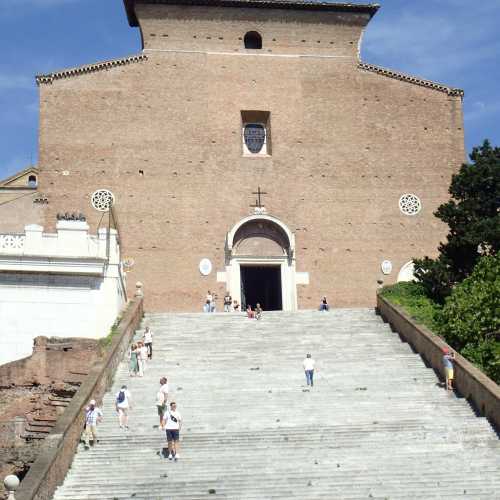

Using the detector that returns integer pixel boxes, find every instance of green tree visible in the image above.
[414,140,500,303]
[437,254,500,383]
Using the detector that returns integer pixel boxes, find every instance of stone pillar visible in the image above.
[23,224,44,254]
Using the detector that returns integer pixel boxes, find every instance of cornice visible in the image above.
[36,54,148,85]
[358,62,464,97]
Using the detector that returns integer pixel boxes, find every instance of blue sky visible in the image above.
[1,0,499,180]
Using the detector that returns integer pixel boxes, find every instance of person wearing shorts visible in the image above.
[157,377,169,430]
[442,347,455,391]
[165,401,182,461]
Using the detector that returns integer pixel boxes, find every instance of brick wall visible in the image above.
[37,6,465,311]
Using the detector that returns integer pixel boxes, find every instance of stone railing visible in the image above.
[12,293,144,500]
[0,234,25,252]
[377,293,500,432]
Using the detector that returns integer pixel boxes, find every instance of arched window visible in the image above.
[244,31,262,50]
[28,175,37,187]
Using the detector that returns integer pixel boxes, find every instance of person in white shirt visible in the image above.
[143,326,154,359]
[157,377,169,430]
[303,353,315,387]
[115,385,132,429]
[164,401,182,461]
[83,399,103,449]
[137,341,148,376]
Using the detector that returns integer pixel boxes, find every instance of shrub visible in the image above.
[380,282,441,332]
[438,254,500,382]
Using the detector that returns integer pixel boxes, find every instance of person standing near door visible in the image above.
[224,292,232,312]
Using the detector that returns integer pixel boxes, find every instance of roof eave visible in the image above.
[123,0,380,27]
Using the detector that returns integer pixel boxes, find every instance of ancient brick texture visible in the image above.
[37,6,465,311]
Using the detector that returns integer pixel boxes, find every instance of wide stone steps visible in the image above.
[53,309,500,499]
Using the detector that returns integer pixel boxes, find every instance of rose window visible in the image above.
[399,194,421,216]
[91,189,115,212]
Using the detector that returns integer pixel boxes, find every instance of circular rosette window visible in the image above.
[91,189,115,212]
[244,123,266,154]
[399,194,422,216]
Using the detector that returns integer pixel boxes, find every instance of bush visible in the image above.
[438,254,500,383]
[380,282,441,332]
[413,140,500,303]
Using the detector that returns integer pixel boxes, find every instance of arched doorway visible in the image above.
[225,215,297,311]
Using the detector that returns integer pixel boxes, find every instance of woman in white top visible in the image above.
[137,341,148,377]
[115,385,132,429]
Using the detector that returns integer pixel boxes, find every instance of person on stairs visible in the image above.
[255,303,263,320]
[319,296,330,311]
[224,291,233,312]
[83,399,103,450]
[128,343,139,377]
[165,401,182,461]
[137,341,148,377]
[303,353,315,387]
[442,347,455,391]
[157,377,169,430]
[143,326,154,360]
[115,385,132,430]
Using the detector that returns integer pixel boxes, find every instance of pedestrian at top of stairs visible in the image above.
[164,401,182,461]
[442,347,455,391]
[157,377,169,430]
[255,303,263,320]
[116,385,132,430]
[303,353,315,388]
[82,399,103,450]
[143,326,153,360]
[319,296,330,311]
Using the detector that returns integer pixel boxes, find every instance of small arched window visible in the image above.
[28,175,37,187]
[244,31,262,50]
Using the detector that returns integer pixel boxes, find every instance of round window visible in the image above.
[91,189,115,212]
[399,194,421,216]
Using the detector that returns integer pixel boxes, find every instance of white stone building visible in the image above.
[0,219,126,365]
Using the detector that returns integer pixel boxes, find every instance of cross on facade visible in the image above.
[250,186,268,209]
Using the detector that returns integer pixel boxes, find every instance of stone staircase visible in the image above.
[52,310,500,499]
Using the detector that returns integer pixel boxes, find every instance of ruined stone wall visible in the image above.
[37,8,465,311]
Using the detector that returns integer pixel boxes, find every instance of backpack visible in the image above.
[116,390,125,404]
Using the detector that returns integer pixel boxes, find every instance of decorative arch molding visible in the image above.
[397,261,416,282]
[222,214,302,311]
[226,214,295,257]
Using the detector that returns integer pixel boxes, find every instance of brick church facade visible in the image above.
[32,0,465,311]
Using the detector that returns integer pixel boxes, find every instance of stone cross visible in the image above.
[250,186,268,209]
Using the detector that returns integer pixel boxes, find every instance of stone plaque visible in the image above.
[381,260,393,275]
[199,258,212,276]
[244,123,266,154]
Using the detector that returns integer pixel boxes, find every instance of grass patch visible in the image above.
[380,282,442,332]
[98,317,122,351]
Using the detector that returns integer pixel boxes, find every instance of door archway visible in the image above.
[225,214,297,311]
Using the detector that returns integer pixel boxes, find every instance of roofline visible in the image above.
[36,54,148,85]
[358,62,464,97]
[123,0,380,27]
[0,166,39,187]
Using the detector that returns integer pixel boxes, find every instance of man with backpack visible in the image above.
[115,385,132,430]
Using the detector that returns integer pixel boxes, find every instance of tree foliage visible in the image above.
[414,140,500,303]
[438,254,500,383]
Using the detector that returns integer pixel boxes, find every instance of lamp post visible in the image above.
[4,475,20,500]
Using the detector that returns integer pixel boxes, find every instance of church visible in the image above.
[12,0,467,311]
